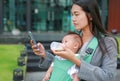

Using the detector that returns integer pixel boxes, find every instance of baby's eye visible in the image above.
[63,41,67,43]
[65,40,68,43]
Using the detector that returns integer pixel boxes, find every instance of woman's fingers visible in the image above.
[52,45,76,61]
[30,41,46,58]
[30,40,34,46]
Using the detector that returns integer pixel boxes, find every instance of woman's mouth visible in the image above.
[74,23,78,26]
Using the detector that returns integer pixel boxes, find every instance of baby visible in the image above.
[42,32,82,81]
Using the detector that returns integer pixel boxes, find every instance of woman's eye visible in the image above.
[75,13,79,16]
[72,12,79,16]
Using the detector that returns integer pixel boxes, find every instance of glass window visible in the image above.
[3,0,27,32]
[2,0,109,32]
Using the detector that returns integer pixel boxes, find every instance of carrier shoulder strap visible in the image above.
[83,37,98,63]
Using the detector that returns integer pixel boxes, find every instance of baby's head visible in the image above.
[62,32,83,53]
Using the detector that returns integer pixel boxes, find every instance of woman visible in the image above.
[31,0,118,81]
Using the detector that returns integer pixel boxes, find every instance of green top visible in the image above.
[49,57,75,81]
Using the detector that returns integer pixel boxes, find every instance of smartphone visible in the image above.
[28,31,39,50]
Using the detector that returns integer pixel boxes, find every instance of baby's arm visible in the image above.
[73,73,80,81]
[42,66,53,81]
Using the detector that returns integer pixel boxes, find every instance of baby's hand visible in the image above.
[42,72,51,81]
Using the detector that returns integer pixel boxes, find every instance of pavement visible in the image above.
[24,71,46,81]
[24,70,120,81]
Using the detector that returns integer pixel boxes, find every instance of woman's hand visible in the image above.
[52,46,75,60]
[51,45,81,66]
[30,40,46,59]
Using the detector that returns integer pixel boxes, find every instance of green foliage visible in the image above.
[0,44,25,81]
[116,36,120,58]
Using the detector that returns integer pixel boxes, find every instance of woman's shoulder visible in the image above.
[104,36,117,42]
[103,36,118,49]
[104,36,116,41]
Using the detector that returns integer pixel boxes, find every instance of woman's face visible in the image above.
[72,4,89,30]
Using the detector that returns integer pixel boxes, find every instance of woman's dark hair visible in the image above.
[72,0,109,54]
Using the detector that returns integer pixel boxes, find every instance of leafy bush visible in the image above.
[116,36,120,58]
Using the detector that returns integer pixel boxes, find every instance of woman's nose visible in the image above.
[72,16,76,22]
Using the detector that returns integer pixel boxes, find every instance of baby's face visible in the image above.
[62,35,78,51]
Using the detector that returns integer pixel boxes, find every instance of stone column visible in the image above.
[9,0,15,30]
[0,0,3,33]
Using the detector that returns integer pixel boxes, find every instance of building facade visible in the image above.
[0,0,112,34]
[108,0,120,33]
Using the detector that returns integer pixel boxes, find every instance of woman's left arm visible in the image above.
[77,37,118,81]
[52,37,118,81]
